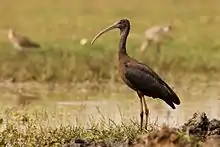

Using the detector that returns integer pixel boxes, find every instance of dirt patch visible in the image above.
[132,126,192,147]
[63,139,128,147]
[181,112,220,140]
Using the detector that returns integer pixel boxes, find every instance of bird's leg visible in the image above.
[156,43,161,55]
[143,97,149,130]
[137,92,144,130]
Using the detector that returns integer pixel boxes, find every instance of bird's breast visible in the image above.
[118,60,137,91]
[8,33,14,40]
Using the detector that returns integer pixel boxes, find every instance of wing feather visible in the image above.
[124,62,180,108]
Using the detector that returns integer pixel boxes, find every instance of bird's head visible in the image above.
[114,19,130,31]
[163,24,173,32]
[91,19,130,44]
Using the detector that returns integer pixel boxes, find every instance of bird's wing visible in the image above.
[124,62,180,109]
[16,34,40,48]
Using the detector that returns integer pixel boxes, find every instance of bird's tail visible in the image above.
[30,42,40,48]
[161,90,180,109]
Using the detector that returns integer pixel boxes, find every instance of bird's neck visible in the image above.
[119,26,129,57]
[8,30,14,39]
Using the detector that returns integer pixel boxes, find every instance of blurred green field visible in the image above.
[1,0,220,82]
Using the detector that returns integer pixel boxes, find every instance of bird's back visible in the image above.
[145,26,163,39]
[145,25,171,42]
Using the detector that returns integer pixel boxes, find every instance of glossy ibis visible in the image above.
[91,19,180,130]
[140,24,173,54]
[8,28,40,51]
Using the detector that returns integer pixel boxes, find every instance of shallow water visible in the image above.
[55,94,220,128]
[0,75,220,128]
[45,75,220,127]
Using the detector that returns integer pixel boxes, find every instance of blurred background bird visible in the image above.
[140,23,174,55]
[8,28,41,51]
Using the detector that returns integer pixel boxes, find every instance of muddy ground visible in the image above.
[63,112,220,147]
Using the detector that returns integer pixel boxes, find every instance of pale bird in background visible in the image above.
[8,28,40,51]
[140,24,173,55]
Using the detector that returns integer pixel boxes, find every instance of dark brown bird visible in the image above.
[91,19,180,130]
[8,28,40,51]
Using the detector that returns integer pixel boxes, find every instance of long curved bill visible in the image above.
[91,23,117,44]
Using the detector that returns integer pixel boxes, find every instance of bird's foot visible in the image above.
[144,111,149,130]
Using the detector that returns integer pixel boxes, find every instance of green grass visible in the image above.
[0,107,137,146]
[0,106,203,146]
[0,0,220,82]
